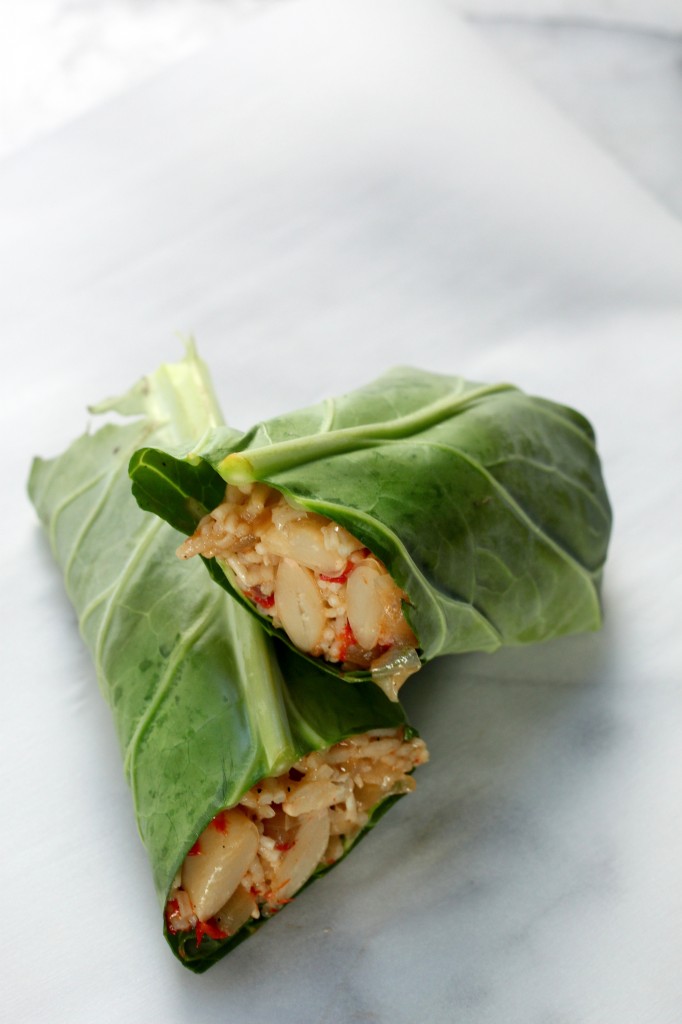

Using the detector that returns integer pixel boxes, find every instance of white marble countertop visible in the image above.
[2,2,681,1021]
[2,0,682,218]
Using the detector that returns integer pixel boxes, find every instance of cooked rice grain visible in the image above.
[166,727,428,936]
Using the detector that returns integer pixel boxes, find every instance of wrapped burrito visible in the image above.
[131,363,612,699]
[28,350,427,971]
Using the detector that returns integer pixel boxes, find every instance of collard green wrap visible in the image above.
[130,366,612,683]
[27,349,415,972]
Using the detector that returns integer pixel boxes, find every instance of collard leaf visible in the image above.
[131,366,611,679]
[28,346,411,970]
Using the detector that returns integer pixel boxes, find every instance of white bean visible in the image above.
[274,559,326,652]
[346,560,385,650]
[271,812,331,902]
[181,809,259,922]
[263,519,346,576]
[214,885,258,935]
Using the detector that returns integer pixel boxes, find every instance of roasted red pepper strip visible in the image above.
[319,560,355,584]
[213,810,229,833]
[195,918,228,947]
[319,549,371,584]
[247,587,275,609]
[337,622,357,662]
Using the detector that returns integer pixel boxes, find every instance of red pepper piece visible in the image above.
[187,839,202,856]
[213,810,229,834]
[274,840,295,852]
[337,622,357,662]
[195,918,228,947]
[320,549,372,584]
[247,587,275,609]
[319,559,355,584]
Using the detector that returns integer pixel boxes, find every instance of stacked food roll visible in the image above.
[131,358,612,700]
[29,346,611,971]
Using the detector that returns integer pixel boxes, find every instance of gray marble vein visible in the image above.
[468,11,682,218]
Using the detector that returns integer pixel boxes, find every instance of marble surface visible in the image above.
[2,1,682,1021]
[2,0,682,221]
[471,11,682,219]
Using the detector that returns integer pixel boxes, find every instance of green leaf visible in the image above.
[28,346,412,971]
[130,366,611,677]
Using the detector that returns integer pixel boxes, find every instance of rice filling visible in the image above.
[177,483,421,697]
[165,727,428,943]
